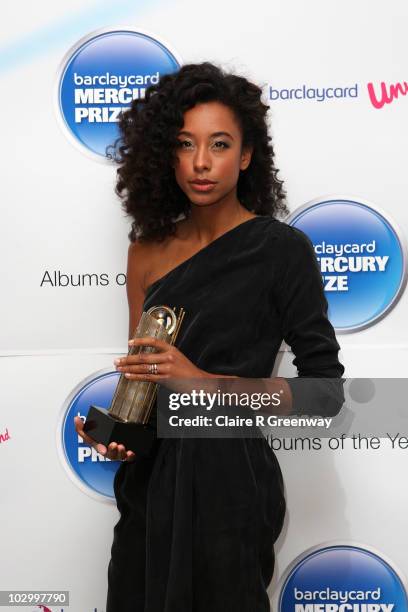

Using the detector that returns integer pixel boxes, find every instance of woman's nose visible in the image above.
[193,145,211,171]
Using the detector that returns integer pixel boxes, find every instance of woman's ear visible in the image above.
[240,145,253,171]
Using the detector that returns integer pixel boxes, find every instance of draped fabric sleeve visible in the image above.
[270,224,345,416]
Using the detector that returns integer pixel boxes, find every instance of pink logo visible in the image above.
[367,80,408,109]
[0,427,11,444]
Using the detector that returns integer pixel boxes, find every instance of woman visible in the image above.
[75,61,345,611]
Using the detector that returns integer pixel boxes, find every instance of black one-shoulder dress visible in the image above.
[106,215,345,612]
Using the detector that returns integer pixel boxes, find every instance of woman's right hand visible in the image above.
[74,416,136,462]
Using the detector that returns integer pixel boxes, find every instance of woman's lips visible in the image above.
[190,182,216,192]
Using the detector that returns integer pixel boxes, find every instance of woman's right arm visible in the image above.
[74,240,148,461]
[126,240,148,340]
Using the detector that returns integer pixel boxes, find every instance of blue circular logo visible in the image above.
[279,544,408,611]
[287,197,407,332]
[56,28,181,159]
[58,369,122,501]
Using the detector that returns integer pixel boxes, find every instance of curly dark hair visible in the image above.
[106,61,288,243]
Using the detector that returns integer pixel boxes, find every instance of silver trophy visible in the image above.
[84,305,185,456]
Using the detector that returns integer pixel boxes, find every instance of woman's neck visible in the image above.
[182,201,257,245]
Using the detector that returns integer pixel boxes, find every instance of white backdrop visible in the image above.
[1,1,408,611]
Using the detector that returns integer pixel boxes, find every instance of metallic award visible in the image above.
[84,305,185,456]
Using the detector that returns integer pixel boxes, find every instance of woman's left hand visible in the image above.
[114,337,205,382]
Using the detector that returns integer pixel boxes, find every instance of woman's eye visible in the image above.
[177,140,192,148]
[213,141,229,149]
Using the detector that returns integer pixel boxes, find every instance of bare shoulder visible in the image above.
[127,227,184,292]
[127,238,151,272]
[126,239,160,337]
[127,239,157,292]
[134,222,192,290]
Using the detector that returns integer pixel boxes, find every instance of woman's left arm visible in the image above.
[269,224,346,417]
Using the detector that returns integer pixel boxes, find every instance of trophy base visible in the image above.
[84,405,157,457]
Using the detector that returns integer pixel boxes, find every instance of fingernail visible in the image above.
[114,359,121,365]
